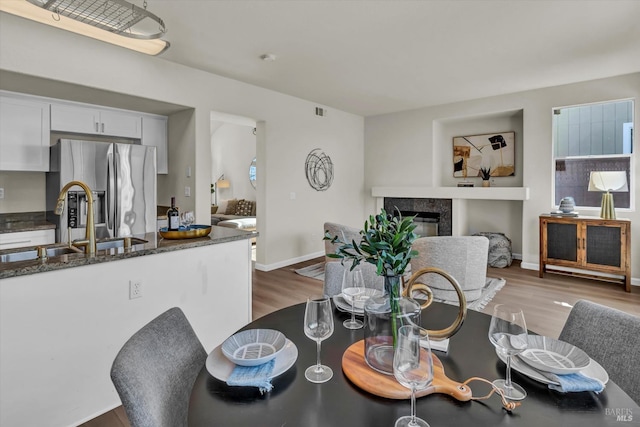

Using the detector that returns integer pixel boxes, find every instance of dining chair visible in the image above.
[323,222,362,262]
[409,236,489,303]
[323,260,383,297]
[110,307,207,427]
[558,299,640,404]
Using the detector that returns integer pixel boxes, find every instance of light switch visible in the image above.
[290,192,296,200]
[186,166,191,177]
[0,188,4,199]
[185,186,191,197]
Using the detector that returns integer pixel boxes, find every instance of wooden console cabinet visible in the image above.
[539,214,631,292]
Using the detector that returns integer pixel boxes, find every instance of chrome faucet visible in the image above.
[55,180,97,256]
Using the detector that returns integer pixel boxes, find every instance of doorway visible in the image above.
[210,111,258,261]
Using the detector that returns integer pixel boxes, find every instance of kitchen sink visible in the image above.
[0,246,82,263]
[96,237,148,251]
[0,237,147,263]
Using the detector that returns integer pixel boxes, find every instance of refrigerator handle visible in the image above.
[107,152,115,232]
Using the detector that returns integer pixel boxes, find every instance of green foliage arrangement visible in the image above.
[323,208,419,277]
[479,167,492,180]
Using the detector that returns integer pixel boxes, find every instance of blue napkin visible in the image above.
[546,372,605,394]
[226,359,275,394]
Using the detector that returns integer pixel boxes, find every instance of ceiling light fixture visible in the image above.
[0,0,169,56]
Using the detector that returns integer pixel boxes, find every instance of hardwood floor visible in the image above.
[81,258,639,427]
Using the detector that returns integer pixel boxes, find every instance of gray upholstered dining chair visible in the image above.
[409,236,489,303]
[323,260,384,297]
[323,222,362,262]
[110,307,207,427]
[558,299,640,404]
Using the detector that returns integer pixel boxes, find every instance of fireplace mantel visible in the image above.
[372,186,530,201]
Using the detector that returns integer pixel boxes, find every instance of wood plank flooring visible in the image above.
[81,259,639,427]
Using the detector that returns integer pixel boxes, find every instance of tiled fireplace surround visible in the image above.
[384,197,452,236]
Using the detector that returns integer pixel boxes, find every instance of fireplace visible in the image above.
[384,198,452,236]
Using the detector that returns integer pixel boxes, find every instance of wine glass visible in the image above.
[393,325,434,427]
[304,298,334,383]
[488,304,528,401]
[341,269,364,329]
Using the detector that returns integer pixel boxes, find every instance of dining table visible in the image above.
[188,301,639,426]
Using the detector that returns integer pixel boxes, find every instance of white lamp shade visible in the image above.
[216,179,230,189]
[588,171,628,192]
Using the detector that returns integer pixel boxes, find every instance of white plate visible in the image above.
[519,335,590,374]
[497,350,609,386]
[333,295,364,315]
[342,288,383,310]
[207,339,298,382]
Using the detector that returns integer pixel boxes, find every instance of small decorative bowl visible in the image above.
[221,329,287,366]
[519,335,590,374]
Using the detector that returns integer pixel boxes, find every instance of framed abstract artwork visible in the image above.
[453,131,515,178]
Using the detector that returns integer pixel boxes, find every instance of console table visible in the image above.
[539,214,631,292]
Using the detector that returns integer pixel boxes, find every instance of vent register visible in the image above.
[25,0,166,39]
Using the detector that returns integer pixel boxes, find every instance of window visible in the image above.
[553,100,633,209]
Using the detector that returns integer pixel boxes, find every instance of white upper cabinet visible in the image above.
[0,92,50,171]
[51,103,142,139]
[141,114,168,174]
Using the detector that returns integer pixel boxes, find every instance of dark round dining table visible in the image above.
[188,302,639,426]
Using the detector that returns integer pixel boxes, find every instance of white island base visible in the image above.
[0,238,252,427]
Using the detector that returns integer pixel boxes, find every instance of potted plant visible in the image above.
[324,208,420,374]
[479,167,491,187]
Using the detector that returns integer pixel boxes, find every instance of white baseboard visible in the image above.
[520,262,639,287]
[255,250,325,272]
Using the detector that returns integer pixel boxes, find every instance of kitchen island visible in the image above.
[0,226,255,427]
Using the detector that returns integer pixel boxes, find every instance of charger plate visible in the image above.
[342,340,472,400]
[497,350,609,386]
[207,339,298,381]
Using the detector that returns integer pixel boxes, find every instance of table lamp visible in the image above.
[588,171,628,219]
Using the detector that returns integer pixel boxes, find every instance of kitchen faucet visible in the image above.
[54,180,97,256]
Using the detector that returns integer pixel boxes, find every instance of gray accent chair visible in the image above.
[409,236,489,302]
[110,307,207,427]
[323,222,362,262]
[323,261,384,298]
[558,300,640,404]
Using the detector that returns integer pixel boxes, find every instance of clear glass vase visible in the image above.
[364,275,421,375]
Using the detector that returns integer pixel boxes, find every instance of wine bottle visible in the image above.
[167,197,180,231]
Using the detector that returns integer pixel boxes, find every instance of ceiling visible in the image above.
[125,1,640,116]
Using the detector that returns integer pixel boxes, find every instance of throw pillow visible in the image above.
[225,199,240,215]
[235,200,254,216]
[217,200,228,214]
[250,201,256,216]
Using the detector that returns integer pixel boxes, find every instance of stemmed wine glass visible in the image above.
[304,298,334,383]
[341,269,364,329]
[488,304,528,401]
[393,325,434,427]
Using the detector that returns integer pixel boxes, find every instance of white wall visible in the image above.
[365,73,640,282]
[0,13,365,269]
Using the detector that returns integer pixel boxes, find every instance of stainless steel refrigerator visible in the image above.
[46,139,157,243]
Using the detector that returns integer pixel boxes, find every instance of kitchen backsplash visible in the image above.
[0,171,46,214]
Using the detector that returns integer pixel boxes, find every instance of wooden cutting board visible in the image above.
[342,340,472,400]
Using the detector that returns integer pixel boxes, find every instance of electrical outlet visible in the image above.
[0,188,4,199]
[129,280,142,299]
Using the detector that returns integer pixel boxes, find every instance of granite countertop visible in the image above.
[0,226,257,280]
[0,212,56,234]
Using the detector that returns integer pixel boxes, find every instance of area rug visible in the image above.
[294,262,326,281]
[295,262,505,312]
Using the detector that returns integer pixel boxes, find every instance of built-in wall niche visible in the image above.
[432,109,524,188]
